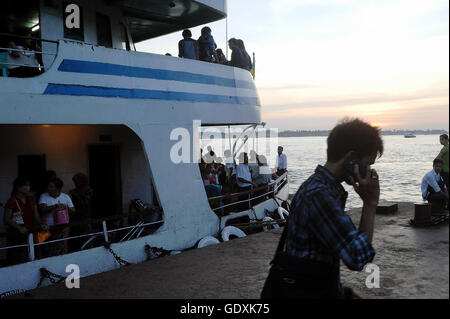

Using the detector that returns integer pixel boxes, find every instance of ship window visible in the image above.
[63,2,84,41]
[96,13,112,48]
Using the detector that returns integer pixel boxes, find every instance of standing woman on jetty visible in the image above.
[436,134,449,190]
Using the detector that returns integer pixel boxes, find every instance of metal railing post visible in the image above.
[28,233,35,261]
[102,221,109,242]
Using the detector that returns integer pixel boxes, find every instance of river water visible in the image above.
[279,134,444,209]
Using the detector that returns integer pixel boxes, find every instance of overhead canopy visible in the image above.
[108,0,227,43]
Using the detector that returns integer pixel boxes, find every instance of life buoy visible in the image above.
[262,217,280,231]
[277,207,289,220]
[221,226,246,242]
[197,236,220,248]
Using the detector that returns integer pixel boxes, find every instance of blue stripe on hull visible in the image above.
[43,84,261,106]
[58,59,256,90]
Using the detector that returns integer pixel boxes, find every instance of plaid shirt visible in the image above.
[286,165,375,272]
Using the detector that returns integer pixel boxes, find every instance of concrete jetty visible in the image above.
[14,202,449,299]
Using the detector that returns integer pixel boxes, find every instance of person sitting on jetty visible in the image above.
[262,118,383,299]
[178,29,199,60]
[275,146,287,176]
[421,158,448,212]
[435,134,449,191]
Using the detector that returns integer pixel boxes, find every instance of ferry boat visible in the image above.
[404,132,416,138]
[0,0,289,295]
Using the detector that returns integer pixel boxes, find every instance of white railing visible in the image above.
[0,208,164,264]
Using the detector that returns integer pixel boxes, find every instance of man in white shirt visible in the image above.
[421,159,448,211]
[276,146,287,176]
[236,152,257,210]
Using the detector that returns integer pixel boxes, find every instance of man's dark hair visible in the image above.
[440,134,448,141]
[327,118,383,162]
[433,158,443,166]
[48,177,64,191]
[182,29,192,38]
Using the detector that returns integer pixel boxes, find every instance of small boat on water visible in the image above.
[404,132,416,138]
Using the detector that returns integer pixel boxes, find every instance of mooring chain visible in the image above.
[36,267,66,289]
[144,244,171,260]
[103,242,131,267]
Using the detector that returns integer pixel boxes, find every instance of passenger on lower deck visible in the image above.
[4,178,48,265]
[38,178,76,257]
[69,173,93,252]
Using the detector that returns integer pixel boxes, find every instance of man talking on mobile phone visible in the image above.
[284,118,383,298]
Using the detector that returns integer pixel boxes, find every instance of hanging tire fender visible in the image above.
[221,226,246,242]
[197,236,221,248]
[277,207,289,220]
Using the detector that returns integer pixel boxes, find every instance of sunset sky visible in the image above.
[136,0,449,131]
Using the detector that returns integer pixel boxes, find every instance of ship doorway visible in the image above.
[17,154,46,195]
[88,144,122,218]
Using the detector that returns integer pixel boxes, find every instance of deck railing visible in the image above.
[0,33,58,74]
[207,172,288,213]
[0,207,163,264]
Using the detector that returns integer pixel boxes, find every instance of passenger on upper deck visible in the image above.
[237,39,252,71]
[6,34,42,78]
[215,48,227,64]
[198,26,218,63]
[178,29,199,60]
[226,38,248,70]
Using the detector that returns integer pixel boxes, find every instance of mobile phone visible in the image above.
[343,154,367,179]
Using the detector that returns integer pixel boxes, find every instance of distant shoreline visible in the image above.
[278,129,448,137]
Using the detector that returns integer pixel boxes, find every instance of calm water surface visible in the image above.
[280,135,444,209]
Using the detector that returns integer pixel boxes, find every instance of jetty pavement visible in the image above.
[15,202,449,299]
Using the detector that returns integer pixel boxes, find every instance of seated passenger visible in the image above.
[253,155,273,186]
[216,48,227,64]
[7,35,42,78]
[178,29,199,60]
[4,178,48,265]
[198,26,218,63]
[39,178,76,256]
[421,159,449,213]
